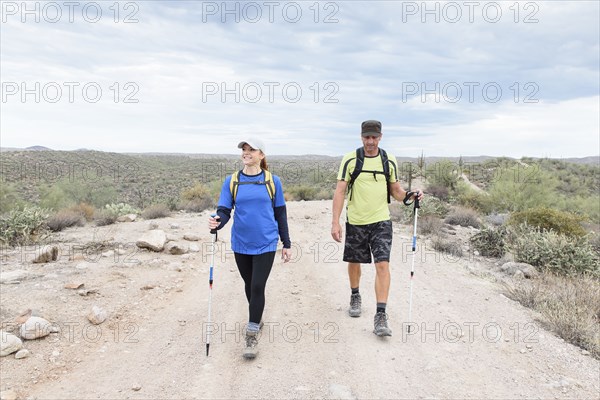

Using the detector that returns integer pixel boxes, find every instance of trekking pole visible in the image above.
[206,214,218,356]
[403,192,420,333]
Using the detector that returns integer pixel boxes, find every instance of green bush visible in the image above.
[486,165,558,213]
[453,181,491,213]
[104,203,140,216]
[46,209,86,232]
[470,226,508,258]
[509,207,586,237]
[0,183,25,213]
[39,179,118,210]
[509,225,599,277]
[0,206,50,246]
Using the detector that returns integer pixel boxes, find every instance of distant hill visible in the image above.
[25,146,53,151]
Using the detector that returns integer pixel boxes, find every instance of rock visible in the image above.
[581,350,590,356]
[101,250,115,258]
[0,270,29,284]
[64,282,85,290]
[15,349,30,359]
[87,305,107,325]
[117,213,137,222]
[20,317,53,340]
[148,221,159,230]
[501,262,539,279]
[328,383,356,400]
[165,242,188,255]
[15,309,32,324]
[183,234,200,241]
[170,223,180,230]
[0,390,18,400]
[32,245,59,263]
[513,270,525,280]
[473,250,480,256]
[132,384,142,391]
[189,244,200,253]
[1,331,23,356]
[136,230,167,252]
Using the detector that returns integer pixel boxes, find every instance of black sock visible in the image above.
[376,303,386,314]
[351,287,359,295]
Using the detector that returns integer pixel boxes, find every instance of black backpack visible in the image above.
[344,147,392,203]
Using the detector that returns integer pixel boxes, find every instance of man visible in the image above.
[331,120,423,337]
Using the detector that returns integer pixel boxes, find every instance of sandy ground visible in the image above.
[1,200,599,399]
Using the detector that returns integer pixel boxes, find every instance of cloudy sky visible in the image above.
[1,1,598,157]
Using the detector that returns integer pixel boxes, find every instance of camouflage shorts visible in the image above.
[343,220,393,264]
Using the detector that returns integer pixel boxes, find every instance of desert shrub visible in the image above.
[0,183,25,214]
[391,196,449,224]
[94,210,118,227]
[505,273,600,358]
[426,160,460,191]
[453,181,491,213]
[509,207,586,238]
[486,165,558,213]
[470,226,508,258]
[39,179,117,210]
[444,206,481,228]
[181,183,215,212]
[104,203,140,216]
[0,206,50,246]
[70,203,95,221]
[287,186,318,201]
[485,213,509,227]
[419,216,443,235]
[431,237,463,257]
[46,209,85,232]
[509,225,600,277]
[142,204,171,219]
[426,184,449,201]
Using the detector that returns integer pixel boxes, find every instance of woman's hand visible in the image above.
[281,247,292,263]
[208,215,220,230]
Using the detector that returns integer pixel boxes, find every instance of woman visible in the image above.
[208,138,292,359]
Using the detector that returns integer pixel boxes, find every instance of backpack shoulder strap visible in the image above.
[347,148,364,201]
[229,170,241,206]
[263,170,276,207]
[378,148,392,204]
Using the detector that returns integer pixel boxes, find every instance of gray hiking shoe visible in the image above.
[243,330,258,359]
[373,311,392,337]
[349,293,362,317]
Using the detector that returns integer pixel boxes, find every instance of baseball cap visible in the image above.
[361,120,382,136]
[237,138,266,153]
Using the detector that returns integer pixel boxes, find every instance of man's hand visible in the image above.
[331,221,343,243]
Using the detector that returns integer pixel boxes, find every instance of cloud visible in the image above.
[1,1,598,157]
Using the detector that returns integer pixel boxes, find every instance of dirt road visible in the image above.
[1,200,598,399]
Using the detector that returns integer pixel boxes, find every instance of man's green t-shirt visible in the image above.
[337,149,399,225]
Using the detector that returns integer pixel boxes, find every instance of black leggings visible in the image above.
[234,251,276,324]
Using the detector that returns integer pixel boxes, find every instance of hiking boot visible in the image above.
[373,311,392,337]
[349,293,362,317]
[243,330,258,359]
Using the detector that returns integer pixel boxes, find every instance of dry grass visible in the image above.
[505,273,600,358]
[46,209,86,232]
[444,206,481,228]
[142,204,171,219]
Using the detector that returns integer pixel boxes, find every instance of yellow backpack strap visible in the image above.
[229,171,240,206]
[264,170,276,206]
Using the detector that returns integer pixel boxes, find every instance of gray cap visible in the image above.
[237,138,266,153]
